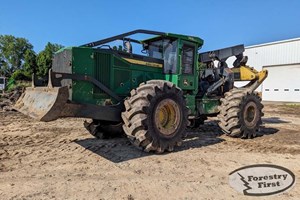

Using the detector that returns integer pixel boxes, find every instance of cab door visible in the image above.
[178,41,197,91]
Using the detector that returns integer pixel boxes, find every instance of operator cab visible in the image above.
[142,34,203,91]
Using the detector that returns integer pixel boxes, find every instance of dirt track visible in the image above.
[0,104,299,199]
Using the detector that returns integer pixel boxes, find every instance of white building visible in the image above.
[229,38,300,102]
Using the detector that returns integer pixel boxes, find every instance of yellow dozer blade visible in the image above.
[14,86,69,122]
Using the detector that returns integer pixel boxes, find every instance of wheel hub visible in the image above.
[243,101,258,128]
[154,99,181,137]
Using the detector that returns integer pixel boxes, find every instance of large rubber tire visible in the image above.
[217,88,264,139]
[84,120,124,139]
[121,80,188,153]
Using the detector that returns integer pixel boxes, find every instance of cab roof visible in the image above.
[142,32,204,47]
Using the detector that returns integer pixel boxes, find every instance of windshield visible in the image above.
[0,78,4,84]
[147,39,178,74]
[148,40,163,59]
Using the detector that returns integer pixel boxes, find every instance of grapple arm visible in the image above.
[231,66,268,92]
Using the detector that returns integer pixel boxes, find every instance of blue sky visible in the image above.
[1,0,300,52]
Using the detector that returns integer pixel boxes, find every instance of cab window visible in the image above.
[182,44,195,74]
[148,40,163,59]
[147,39,178,74]
[163,39,177,74]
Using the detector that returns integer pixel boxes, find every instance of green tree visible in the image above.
[0,35,33,76]
[36,42,64,77]
[23,49,37,78]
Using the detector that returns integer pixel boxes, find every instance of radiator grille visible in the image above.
[94,52,111,93]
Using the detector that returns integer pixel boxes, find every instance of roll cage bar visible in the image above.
[81,29,166,48]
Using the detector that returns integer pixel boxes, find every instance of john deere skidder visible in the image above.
[15,30,268,153]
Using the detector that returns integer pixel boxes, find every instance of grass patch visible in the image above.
[284,104,300,107]
[6,80,31,92]
[278,104,300,114]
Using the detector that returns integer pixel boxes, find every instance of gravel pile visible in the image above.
[0,88,23,111]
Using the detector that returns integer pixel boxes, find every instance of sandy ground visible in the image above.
[0,104,299,200]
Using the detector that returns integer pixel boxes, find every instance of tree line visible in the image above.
[0,35,63,80]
